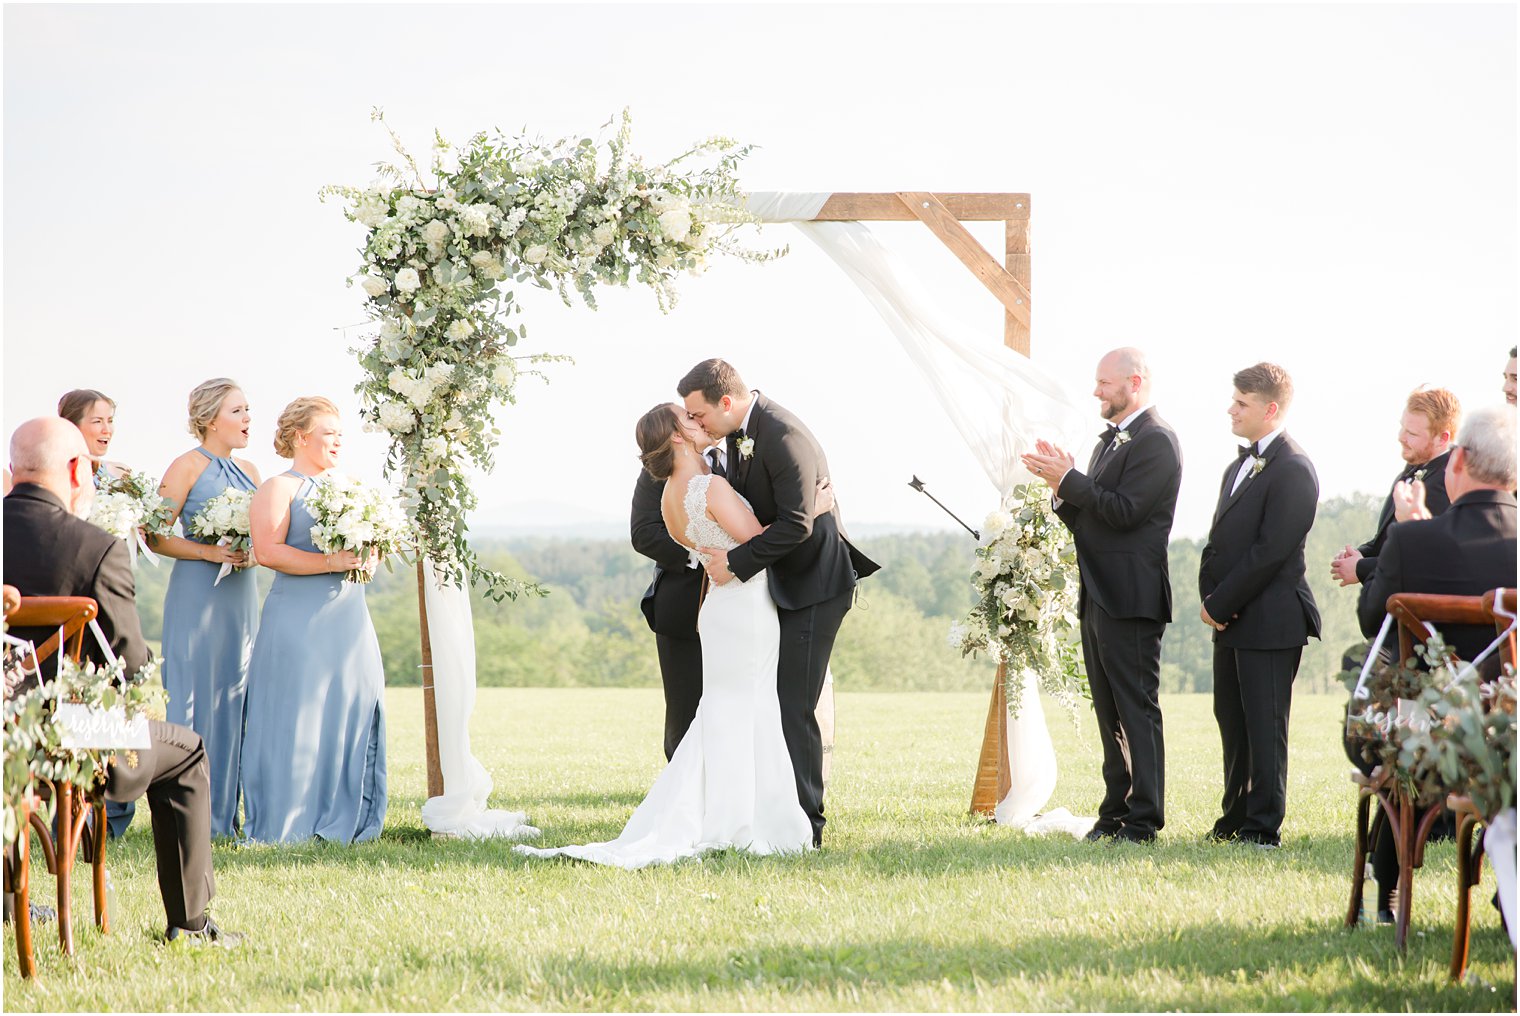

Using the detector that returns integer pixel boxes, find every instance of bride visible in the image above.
[516,403,818,868]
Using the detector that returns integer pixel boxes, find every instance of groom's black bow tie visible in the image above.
[1238,441,1263,459]
[1102,424,1120,442]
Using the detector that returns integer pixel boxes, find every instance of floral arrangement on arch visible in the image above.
[322,109,776,598]
[951,482,1086,717]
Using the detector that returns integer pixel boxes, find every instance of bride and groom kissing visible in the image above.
[517,359,879,868]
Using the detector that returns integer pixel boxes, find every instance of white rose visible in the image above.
[657,207,692,243]
[655,250,677,270]
[445,319,475,341]
[422,218,451,247]
[592,223,617,247]
[394,268,421,294]
[983,511,1012,539]
[359,273,388,298]
[422,436,449,461]
[523,244,548,265]
[387,368,411,395]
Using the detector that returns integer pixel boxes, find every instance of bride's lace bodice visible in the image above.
[683,474,746,560]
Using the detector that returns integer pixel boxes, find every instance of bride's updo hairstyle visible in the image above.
[273,396,340,458]
[635,403,681,480]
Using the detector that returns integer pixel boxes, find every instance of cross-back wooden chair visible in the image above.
[3,592,110,978]
[1345,588,1516,961]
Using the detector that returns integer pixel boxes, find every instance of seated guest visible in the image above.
[1358,405,1517,661]
[1353,405,1517,922]
[3,417,242,946]
[1332,387,1458,587]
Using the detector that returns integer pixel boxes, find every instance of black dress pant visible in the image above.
[105,719,214,930]
[1081,602,1166,836]
[655,634,703,762]
[1212,644,1300,845]
[776,588,854,847]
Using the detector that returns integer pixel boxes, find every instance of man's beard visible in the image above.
[1102,392,1131,420]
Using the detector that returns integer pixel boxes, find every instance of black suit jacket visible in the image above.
[723,393,879,611]
[3,483,150,683]
[1354,449,1453,583]
[1357,489,1517,662]
[631,468,702,640]
[1053,407,1182,622]
[1199,433,1322,650]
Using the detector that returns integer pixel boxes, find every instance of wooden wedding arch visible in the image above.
[415,191,1031,814]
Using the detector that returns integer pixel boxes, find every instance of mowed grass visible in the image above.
[4,688,1514,1011]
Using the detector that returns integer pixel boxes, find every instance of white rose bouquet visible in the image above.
[188,488,255,586]
[952,481,1086,717]
[304,474,410,583]
[87,471,175,566]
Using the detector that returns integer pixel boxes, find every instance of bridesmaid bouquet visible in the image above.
[88,471,175,566]
[305,475,410,583]
[188,489,255,586]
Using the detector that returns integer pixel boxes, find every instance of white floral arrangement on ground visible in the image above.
[188,488,254,585]
[321,108,776,600]
[305,474,411,584]
[88,471,175,565]
[951,481,1086,717]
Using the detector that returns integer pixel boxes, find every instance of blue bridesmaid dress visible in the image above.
[160,448,259,837]
[241,471,387,844]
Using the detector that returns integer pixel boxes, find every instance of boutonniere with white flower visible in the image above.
[1413,467,1427,482]
[1250,456,1268,477]
[736,434,755,460]
[1113,430,1131,448]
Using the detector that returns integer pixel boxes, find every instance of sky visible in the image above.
[3,3,1515,541]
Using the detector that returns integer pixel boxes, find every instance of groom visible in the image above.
[678,359,878,847]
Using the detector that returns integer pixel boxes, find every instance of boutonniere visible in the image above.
[736,434,755,460]
[1412,467,1427,482]
[1250,456,1267,477]
[1112,430,1131,448]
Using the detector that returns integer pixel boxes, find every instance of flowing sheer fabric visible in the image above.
[749,193,1092,830]
[419,559,539,840]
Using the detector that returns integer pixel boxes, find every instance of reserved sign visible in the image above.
[56,704,150,750]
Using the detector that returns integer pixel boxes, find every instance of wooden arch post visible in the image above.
[800,192,1030,817]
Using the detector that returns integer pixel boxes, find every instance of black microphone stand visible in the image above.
[908,475,980,541]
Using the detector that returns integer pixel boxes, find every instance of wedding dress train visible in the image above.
[516,474,812,868]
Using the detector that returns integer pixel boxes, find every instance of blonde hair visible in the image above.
[187,378,243,439]
[273,396,340,459]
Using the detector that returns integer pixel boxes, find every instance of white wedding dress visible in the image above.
[515,474,813,868]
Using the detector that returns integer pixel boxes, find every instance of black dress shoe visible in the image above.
[165,915,244,948]
[1236,831,1280,850]
[1084,826,1117,842]
[1114,827,1156,844]
[1204,828,1237,844]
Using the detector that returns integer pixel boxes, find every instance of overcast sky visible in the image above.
[4,3,1515,541]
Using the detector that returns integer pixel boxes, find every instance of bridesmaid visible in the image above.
[58,389,128,485]
[153,379,262,838]
[242,397,388,844]
[59,388,135,838]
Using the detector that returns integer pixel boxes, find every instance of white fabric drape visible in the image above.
[1486,808,1518,947]
[749,192,1091,829]
[419,559,539,840]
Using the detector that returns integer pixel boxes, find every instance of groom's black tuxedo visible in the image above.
[723,392,879,844]
[4,484,217,931]
[1199,431,1320,846]
[1053,407,1181,839]
[630,468,703,760]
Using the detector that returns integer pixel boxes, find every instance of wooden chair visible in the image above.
[3,594,110,978]
[1345,589,1516,957]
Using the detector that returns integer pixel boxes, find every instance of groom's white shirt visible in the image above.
[709,396,757,476]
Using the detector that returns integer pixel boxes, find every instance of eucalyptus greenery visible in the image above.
[2,654,167,846]
[322,109,777,599]
[1343,634,1516,820]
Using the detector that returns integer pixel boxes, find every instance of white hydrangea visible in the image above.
[353,191,390,229]
[422,436,449,462]
[458,203,495,237]
[378,402,416,434]
[394,194,429,226]
[983,510,1012,539]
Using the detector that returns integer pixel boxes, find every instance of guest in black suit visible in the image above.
[678,360,879,846]
[1022,347,1182,844]
[1358,405,1517,662]
[630,468,704,761]
[1199,363,1321,849]
[3,417,240,946]
[1332,387,1458,588]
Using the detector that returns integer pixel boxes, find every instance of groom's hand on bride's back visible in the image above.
[699,547,734,585]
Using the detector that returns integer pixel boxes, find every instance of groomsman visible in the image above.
[630,468,703,761]
[1199,363,1321,849]
[1330,387,1458,587]
[1022,347,1182,844]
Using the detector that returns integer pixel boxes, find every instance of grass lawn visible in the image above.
[4,688,1514,1011]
